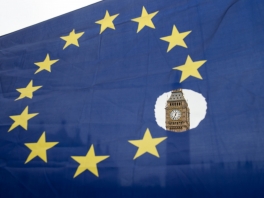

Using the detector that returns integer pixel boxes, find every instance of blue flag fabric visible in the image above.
[1,0,264,197]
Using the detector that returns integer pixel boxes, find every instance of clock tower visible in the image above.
[165,89,190,132]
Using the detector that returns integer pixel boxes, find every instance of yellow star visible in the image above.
[95,10,119,34]
[173,55,207,83]
[34,54,59,74]
[160,25,191,52]
[128,128,167,159]
[60,29,85,49]
[24,132,58,164]
[71,145,109,178]
[8,106,38,132]
[131,6,159,33]
[15,80,42,101]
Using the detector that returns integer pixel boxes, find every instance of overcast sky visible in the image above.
[0,0,101,36]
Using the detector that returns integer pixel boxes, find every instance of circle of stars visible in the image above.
[7,5,207,178]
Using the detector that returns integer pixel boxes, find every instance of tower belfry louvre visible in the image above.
[165,89,190,132]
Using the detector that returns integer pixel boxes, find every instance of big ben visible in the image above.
[165,89,190,132]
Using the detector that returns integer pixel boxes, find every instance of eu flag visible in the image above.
[1,0,264,197]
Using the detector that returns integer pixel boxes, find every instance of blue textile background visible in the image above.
[1,0,264,197]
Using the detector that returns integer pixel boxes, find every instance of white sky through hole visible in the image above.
[154,89,207,130]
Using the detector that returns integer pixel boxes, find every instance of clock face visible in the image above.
[170,109,181,120]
